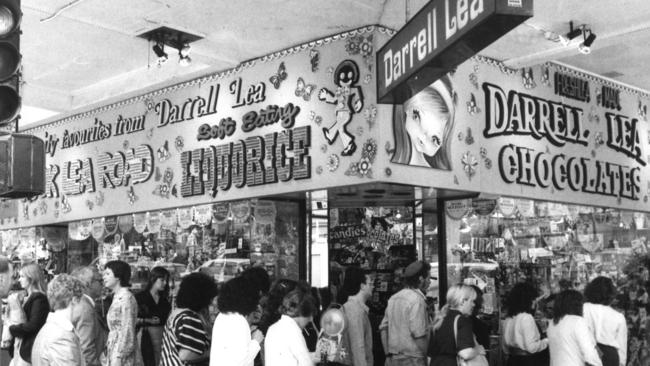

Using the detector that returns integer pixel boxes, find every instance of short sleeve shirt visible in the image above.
[161,309,209,366]
[429,310,474,365]
[379,288,430,358]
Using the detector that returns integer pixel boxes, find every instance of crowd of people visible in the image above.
[0,255,630,366]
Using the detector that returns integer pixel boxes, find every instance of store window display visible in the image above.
[444,197,650,366]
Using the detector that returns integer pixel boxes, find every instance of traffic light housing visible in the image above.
[0,0,21,128]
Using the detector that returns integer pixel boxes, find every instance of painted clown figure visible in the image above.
[319,59,364,156]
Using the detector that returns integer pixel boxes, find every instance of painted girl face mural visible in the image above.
[391,75,456,170]
[404,93,449,157]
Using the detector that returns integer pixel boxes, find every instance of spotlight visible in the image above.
[578,30,597,55]
[178,54,192,67]
[179,43,191,57]
[152,42,168,66]
[559,21,583,46]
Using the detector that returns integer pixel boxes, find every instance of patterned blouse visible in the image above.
[106,287,138,366]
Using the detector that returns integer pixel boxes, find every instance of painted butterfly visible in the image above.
[61,196,72,214]
[309,49,320,72]
[157,140,170,162]
[269,62,288,89]
[295,77,316,101]
[95,191,105,206]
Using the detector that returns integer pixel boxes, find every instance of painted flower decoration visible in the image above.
[363,74,372,84]
[347,162,359,175]
[469,72,479,90]
[175,136,184,151]
[461,151,478,180]
[594,132,604,147]
[385,167,392,177]
[361,139,377,161]
[359,36,373,57]
[326,154,340,172]
[38,200,47,215]
[128,186,139,205]
[345,36,362,55]
[364,105,377,129]
[358,157,372,176]
[588,106,600,124]
[144,97,155,111]
[522,68,536,89]
[484,158,492,170]
[309,111,322,126]
[320,144,328,153]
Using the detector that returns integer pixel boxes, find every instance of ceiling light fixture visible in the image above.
[138,26,203,70]
[578,29,597,55]
[559,21,583,46]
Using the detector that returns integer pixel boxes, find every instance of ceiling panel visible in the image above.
[14,0,650,127]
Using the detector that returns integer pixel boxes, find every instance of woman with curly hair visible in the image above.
[583,277,627,366]
[161,272,217,366]
[501,282,548,366]
[31,274,84,365]
[210,276,264,366]
[547,290,601,366]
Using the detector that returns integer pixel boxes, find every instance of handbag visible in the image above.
[453,315,489,366]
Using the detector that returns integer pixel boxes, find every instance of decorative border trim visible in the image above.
[26,25,395,133]
[473,55,650,99]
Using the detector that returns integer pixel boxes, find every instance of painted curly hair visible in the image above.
[47,274,84,310]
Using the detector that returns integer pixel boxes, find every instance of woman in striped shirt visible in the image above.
[161,273,218,366]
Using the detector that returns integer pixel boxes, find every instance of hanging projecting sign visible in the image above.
[377,0,533,104]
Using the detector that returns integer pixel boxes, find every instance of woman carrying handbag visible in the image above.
[428,284,488,366]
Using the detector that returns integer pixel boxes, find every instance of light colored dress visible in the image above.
[106,287,138,366]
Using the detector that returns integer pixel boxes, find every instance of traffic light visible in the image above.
[0,0,21,129]
[0,1,45,199]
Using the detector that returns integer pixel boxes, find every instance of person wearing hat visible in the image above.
[380,260,432,366]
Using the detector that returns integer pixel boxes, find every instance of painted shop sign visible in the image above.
[0,26,390,231]
[377,0,533,104]
[385,55,650,212]
[0,27,393,229]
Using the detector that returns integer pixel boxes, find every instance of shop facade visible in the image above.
[1,24,649,365]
